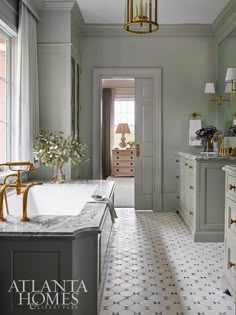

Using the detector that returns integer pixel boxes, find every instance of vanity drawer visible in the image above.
[226,241,236,276]
[226,175,236,198]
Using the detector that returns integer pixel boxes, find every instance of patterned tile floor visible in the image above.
[100,209,236,315]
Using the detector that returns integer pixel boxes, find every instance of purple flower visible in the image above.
[195,125,222,140]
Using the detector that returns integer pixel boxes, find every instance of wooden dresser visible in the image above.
[112,149,135,177]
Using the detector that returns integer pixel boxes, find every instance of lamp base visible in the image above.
[119,134,127,148]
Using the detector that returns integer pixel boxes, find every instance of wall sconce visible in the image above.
[204,82,231,105]
[225,68,236,95]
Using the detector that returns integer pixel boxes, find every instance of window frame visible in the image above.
[0,28,11,163]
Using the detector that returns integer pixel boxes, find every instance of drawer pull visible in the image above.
[230,218,236,225]
[116,169,119,172]
[116,157,119,160]
[131,169,133,172]
[189,186,194,190]
[176,176,179,179]
[185,163,189,166]
[229,261,236,268]
[177,196,179,199]
[189,211,193,215]
[130,163,133,166]
[176,160,179,163]
[189,165,193,169]
[131,156,134,160]
[130,151,133,154]
[229,184,236,190]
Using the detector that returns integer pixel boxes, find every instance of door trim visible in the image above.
[92,67,162,211]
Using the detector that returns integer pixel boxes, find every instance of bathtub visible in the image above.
[0,180,115,315]
[7,183,98,217]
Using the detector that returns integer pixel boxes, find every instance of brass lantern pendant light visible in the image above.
[124,0,159,34]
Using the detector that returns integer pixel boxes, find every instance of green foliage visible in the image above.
[33,130,88,167]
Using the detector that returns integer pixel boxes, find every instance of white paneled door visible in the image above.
[135,78,154,210]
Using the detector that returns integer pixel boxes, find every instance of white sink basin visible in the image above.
[200,152,218,155]
[6,184,98,217]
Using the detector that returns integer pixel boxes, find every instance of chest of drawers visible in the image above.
[112,149,135,177]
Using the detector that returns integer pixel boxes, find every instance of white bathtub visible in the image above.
[6,184,98,217]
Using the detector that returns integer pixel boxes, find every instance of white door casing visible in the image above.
[92,67,162,211]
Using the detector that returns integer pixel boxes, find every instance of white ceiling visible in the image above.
[76,0,230,25]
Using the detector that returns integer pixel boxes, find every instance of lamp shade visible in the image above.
[225,68,236,82]
[115,123,131,134]
[204,83,215,94]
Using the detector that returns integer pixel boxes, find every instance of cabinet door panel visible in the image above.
[199,163,225,230]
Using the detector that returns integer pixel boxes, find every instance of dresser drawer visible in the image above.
[113,161,134,167]
[226,197,236,235]
[113,149,135,156]
[226,240,236,276]
[113,155,135,161]
[113,167,135,176]
[226,174,236,198]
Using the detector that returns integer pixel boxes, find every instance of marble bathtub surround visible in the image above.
[0,180,115,239]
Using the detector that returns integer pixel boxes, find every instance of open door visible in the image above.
[135,77,154,210]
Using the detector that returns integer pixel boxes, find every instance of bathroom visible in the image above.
[0,0,236,314]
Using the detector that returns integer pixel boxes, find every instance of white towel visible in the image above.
[189,119,202,146]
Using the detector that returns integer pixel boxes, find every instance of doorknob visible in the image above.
[136,144,140,157]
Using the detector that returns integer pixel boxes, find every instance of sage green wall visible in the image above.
[80,35,216,210]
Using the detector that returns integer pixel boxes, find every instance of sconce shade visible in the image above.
[204,83,215,94]
[225,82,233,93]
[225,68,236,82]
[116,123,131,134]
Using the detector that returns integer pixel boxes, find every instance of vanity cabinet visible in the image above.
[176,152,236,242]
[222,165,236,299]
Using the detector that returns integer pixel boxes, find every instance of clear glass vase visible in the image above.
[53,161,65,183]
[202,139,213,152]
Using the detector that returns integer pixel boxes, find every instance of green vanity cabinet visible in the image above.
[176,152,236,242]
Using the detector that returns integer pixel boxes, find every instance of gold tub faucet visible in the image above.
[0,162,42,222]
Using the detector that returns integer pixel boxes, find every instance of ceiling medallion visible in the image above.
[124,0,159,34]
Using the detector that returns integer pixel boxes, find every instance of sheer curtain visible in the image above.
[102,88,114,178]
[13,1,39,162]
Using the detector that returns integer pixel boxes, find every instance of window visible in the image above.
[0,30,10,163]
[114,98,135,148]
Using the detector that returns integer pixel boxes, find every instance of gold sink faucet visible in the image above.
[0,162,42,222]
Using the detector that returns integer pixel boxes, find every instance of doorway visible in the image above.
[92,68,162,211]
[102,78,135,208]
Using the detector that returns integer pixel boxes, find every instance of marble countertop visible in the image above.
[0,180,115,240]
[222,165,236,174]
[176,151,236,161]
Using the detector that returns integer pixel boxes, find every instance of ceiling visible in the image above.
[76,0,230,25]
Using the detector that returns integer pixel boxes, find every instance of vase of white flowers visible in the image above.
[33,130,88,183]
[195,125,222,152]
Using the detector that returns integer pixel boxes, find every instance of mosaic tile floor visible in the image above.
[100,209,236,315]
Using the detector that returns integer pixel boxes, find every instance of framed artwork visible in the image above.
[71,57,76,137]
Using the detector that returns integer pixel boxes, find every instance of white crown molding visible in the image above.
[22,0,43,21]
[81,24,214,38]
[42,0,75,11]
[212,0,236,44]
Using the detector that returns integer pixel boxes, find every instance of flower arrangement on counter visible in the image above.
[33,130,88,183]
[228,125,236,136]
[195,125,222,141]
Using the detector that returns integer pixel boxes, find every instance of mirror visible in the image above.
[218,27,236,134]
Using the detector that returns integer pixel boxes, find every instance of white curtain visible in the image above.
[13,1,39,162]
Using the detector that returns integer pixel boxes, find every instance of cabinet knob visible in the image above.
[229,184,236,190]
[116,157,119,160]
[176,160,179,163]
[189,165,193,169]
[116,169,119,172]
[230,218,236,225]
[185,163,189,166]
[229,261,236,268]
[189,211,193,215]
[116,163,119,166]
[176,176,179,179]
[130,163,133,166]
[177,196,179,199]
[189,186,194,190]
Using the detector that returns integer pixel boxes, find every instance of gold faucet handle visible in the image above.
[32,182,43,186]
